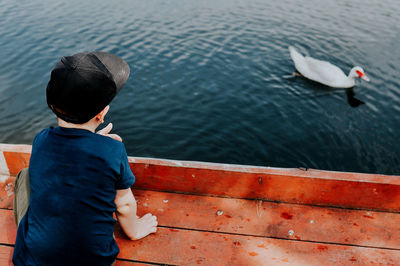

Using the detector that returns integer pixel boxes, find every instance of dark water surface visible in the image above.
[1,0,399,175]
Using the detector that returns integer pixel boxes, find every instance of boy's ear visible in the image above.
[96,105,110,123]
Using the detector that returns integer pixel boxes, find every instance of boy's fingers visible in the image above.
[96,124,122,142]
[107,134,123,142]
[97,123,113,135]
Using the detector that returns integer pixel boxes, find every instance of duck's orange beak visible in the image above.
[356,70,370,82]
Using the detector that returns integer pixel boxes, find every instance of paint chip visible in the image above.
[217,210,223,216]
[0,175,8,183]
[0,152,10,179]
[310,220,314,224]
[5,182,13,196]
[288,230,294,236]
[163,199,168,203]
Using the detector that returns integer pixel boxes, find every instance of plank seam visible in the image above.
[0,243,14,248]
[157,225,400,251]
[0,243,176,265]
[132,188,400,214]
[116,258,177,266]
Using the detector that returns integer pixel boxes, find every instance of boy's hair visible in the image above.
[46,52,130,124]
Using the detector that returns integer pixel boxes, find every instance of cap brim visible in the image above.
[92,52,130,92]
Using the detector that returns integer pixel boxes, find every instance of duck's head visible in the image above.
[350,67,370,82]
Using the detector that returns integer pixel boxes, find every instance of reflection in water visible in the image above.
[293,72,365,108]
[346,88,365,108]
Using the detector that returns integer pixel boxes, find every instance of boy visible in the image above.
[12,51,157,265]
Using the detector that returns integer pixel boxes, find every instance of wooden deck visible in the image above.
[1,143,399,265]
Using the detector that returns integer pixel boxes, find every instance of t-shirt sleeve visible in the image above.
[115,146,135,190]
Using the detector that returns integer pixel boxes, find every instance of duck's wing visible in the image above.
[302,56,347,85]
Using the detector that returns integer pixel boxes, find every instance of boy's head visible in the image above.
[46,51,130,124]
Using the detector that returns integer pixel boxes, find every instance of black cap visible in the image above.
[46,51,130,124]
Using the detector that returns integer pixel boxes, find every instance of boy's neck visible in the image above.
[58,118,100,133]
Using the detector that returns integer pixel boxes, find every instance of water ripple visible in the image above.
[0,0,399,174]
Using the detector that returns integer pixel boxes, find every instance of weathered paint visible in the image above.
[0,151,14,209]
[0,151,10,183]
[0,210,16,245]
[3,208,399,265]
[130,190,400,249]
[2,152,30,177]
[0,143,399,184]
[2,187,400,250]
[130,156,400,185]
[0,244,154,266]
[1,143,400,265]
[0,176,15,210]
[115,226,399,265]
[0,245,13,266]
[1,144,400,211]
[130,162,400,212]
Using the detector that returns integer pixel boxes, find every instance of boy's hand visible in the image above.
[97,123,123,142]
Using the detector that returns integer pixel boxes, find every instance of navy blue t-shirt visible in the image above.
[13,127,135,266]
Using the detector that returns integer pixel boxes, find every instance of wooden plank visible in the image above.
[0,245,156,266]
[2,185,400,250]
[2,208,399,265]
[130,161,400,212]
[0,210,16,245]
[2,151,30,176]
[1,143,398,185]
[0,245,13,266]
[130,157,400,185]
[115,226,399,266]
[132,190,400,250]
[1,146,400,212]
[0,144,32,154]
[0,176,14,209]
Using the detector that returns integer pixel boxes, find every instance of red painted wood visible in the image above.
[0,245,13,266]
[132,190,400,249]
[130,157,400,185]
[115,226,399,265]
[2,145,400,212]
[3,182,400,250]
[0,210,16,245]
[2,208,399,265]
[131,162,400,212]
[2,152,30,176]
[0,245,154,266]
[2,144,399,265]
[0,176,15,209]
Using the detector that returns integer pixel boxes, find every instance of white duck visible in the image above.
[289,46,370,88]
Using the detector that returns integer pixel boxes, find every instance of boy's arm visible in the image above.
[114,188,157,240]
